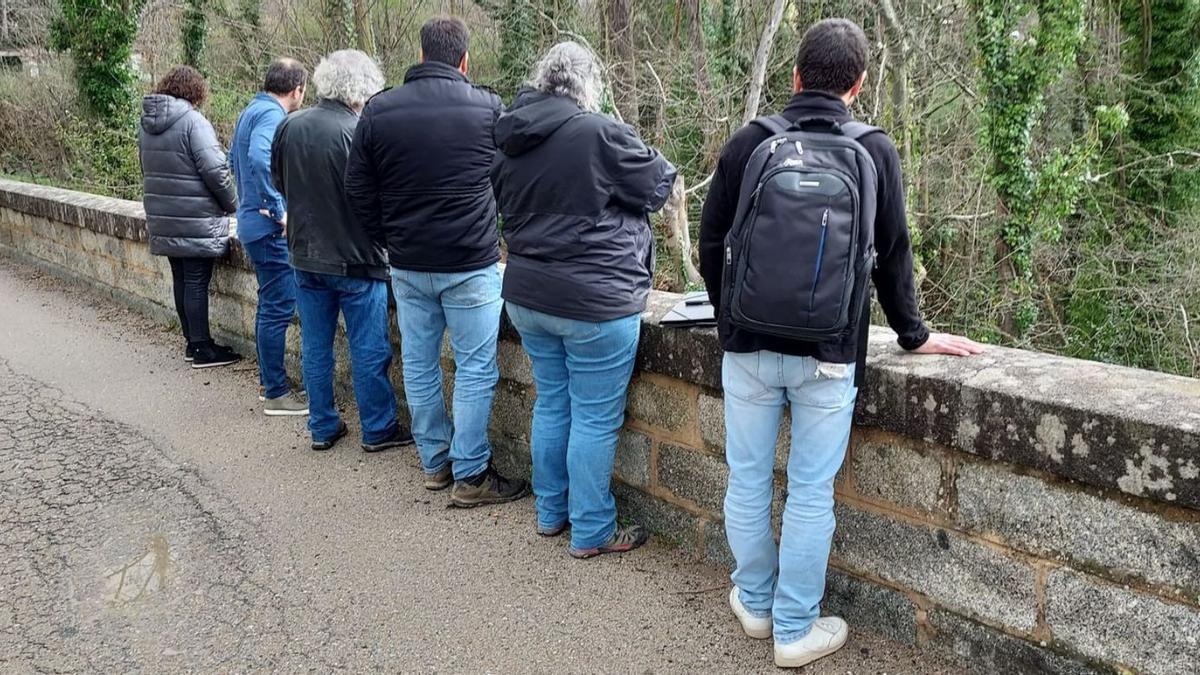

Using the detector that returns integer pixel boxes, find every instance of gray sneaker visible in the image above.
[568,524,650,559]
[264,390,309,416]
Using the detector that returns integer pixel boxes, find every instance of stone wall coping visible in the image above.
[3,177,1197,510]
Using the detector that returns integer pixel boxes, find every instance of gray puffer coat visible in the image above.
[138,95,238,258]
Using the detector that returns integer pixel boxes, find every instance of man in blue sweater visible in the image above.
[230,58,309,416]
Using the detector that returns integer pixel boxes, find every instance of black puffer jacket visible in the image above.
[138,95,238,258]
[271,99,387,280]
[344,61,503,273]
[491,90,677,322]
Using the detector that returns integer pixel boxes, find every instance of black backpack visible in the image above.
[721,115,879,342]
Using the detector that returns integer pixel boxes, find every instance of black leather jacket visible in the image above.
[271,99,388,280]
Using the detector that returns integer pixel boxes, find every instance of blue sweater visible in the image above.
[230,93,287,243]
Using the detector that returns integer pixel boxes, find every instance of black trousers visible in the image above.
[167,257,215,346]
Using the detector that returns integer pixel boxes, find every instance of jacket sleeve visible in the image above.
[601,123,677,214]
[344,110,384,244]
[868,137,929,350]
[187,115,238,215]
[698,131,750,308]
[248,109,287,222]
[269,120,286,197]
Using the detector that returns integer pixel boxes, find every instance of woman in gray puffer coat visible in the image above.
[138,65,241,368]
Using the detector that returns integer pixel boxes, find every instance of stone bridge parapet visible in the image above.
[2,178,1197,674]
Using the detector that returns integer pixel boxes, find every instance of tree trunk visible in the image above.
[742,0,788,128]
[353,0,376,55]
[603,0,637,127]
[684,0,723,166]
[876,0,912,163]
[659,175,702,291]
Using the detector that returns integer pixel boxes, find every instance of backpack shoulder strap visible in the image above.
[749,114,791,137]
[840,121,884,142]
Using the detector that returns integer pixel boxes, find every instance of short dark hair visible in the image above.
[263,58,308,95]
[420,15,470,67]
[155,65,209,107]
[795,19,870,95]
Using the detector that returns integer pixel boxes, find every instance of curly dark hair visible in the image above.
[154,66,210,107]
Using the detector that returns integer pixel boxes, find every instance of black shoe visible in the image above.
[361,426,415,453]
[450,464,529,508]
[312,421,349,451]
[184,343,196,362]
[192,344,242,369]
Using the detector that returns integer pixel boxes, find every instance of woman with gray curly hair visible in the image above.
[269,50,414,453]
[491,41,677,559]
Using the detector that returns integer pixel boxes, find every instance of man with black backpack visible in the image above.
[699,19,982,669]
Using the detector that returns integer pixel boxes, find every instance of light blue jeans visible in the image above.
[294,270,399,445]
[722,351,857,645]
[506,303,641,550]
[390,265,502,481]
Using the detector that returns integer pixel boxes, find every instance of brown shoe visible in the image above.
[569,524,649,559]
[424,465,452,491]
[449,465,529,508]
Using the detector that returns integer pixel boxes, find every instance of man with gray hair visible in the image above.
[270,50,413,453]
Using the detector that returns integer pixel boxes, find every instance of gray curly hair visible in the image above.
[312,50,385,108]
[528,41,604,112]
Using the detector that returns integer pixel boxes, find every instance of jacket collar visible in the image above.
[781,91,852,122]
[254,91,286,113]
[317,98,358,116]
[404,61,470,85]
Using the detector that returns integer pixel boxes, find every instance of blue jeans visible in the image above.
[389,265,502,481]
[294,270,399,445]
[722,351,857,645]
[242,234,296,399]
[506,302,641,550]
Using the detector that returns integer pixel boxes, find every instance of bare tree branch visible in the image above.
[742,0,787,128]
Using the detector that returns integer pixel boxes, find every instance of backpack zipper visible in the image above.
[810,208,830,310]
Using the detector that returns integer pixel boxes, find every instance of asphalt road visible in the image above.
[0,257,963,674]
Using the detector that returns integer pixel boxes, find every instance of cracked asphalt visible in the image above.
[0,257,963,674]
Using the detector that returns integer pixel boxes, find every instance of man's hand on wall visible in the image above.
[913,333,985,357]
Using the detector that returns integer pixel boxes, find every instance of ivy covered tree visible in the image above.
[1120,0,1200,218]
[51,0,147,125]
[325,0,356,50]
[969,0,1089,338]
[182,0,208,72]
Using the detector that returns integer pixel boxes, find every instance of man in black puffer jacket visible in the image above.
[344,15,526,506]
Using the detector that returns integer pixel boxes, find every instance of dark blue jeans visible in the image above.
[242,234,296,399]
[294,270,399,445]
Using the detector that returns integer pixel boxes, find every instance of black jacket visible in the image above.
[344,62,503,273]
[271,99,388,281]
[699,92,929,361]
[138,95,238,258]
[492,90,677,322]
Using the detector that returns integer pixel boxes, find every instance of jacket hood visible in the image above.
[141,95,193,135]
[494,89,586,157]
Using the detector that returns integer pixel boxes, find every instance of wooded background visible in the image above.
[0,0,1197,377]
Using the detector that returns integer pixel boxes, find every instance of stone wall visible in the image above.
[2,178,1198,674]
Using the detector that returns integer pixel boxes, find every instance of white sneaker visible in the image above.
[774,617,849,668]
[728,587,772,639]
